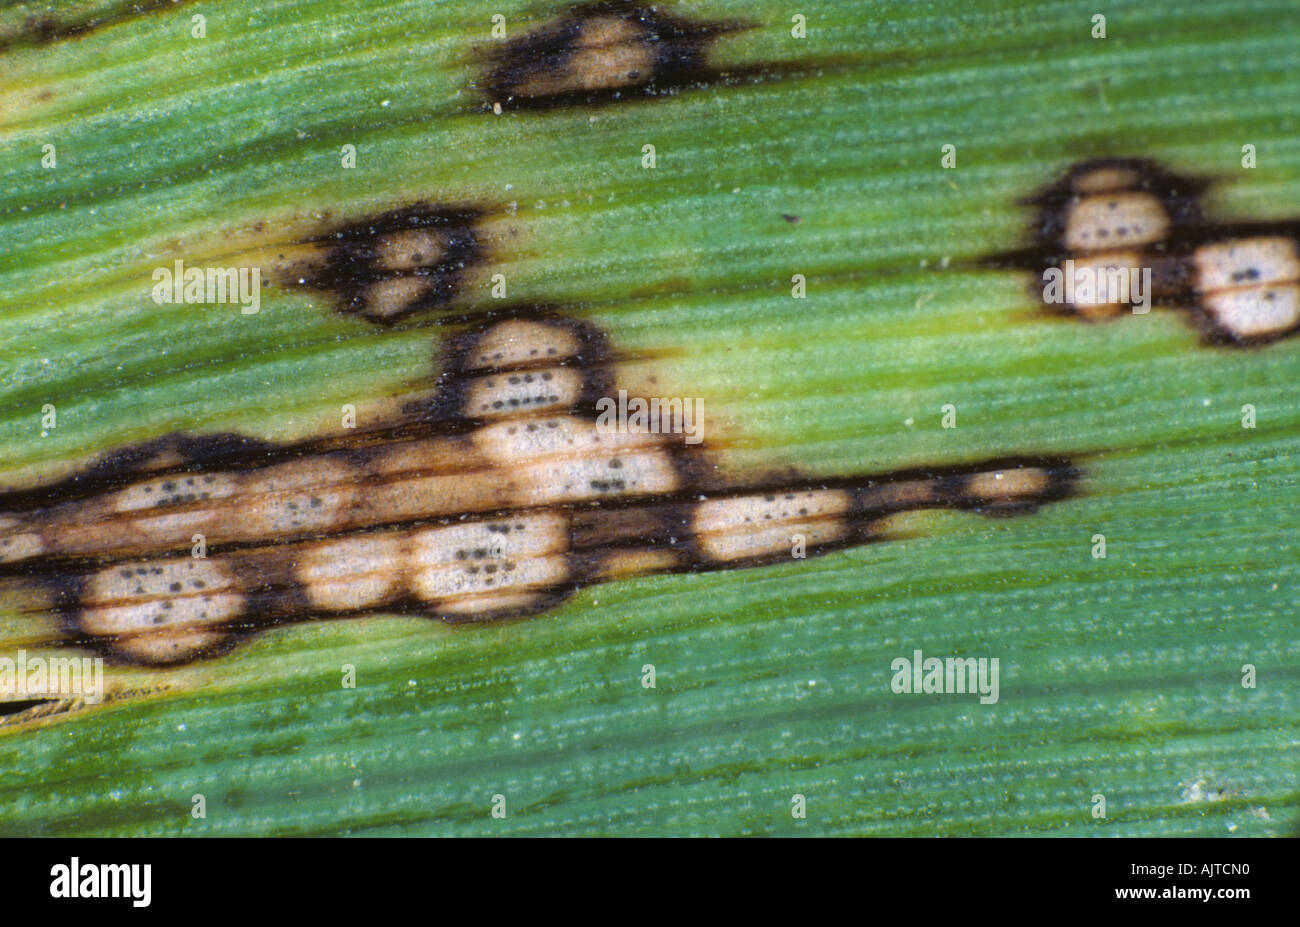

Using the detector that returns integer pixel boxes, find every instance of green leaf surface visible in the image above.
[0,0,1296,836]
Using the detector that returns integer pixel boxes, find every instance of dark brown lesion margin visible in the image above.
[270,203,489,324]
[478,1,749,109]
[976,156,1210,309]
[975,156,1300,346]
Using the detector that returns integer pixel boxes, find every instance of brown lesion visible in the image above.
[269,204,488,324]
[1,312,1080,666]
[478,1,752,110]
[981,157,1300,345]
